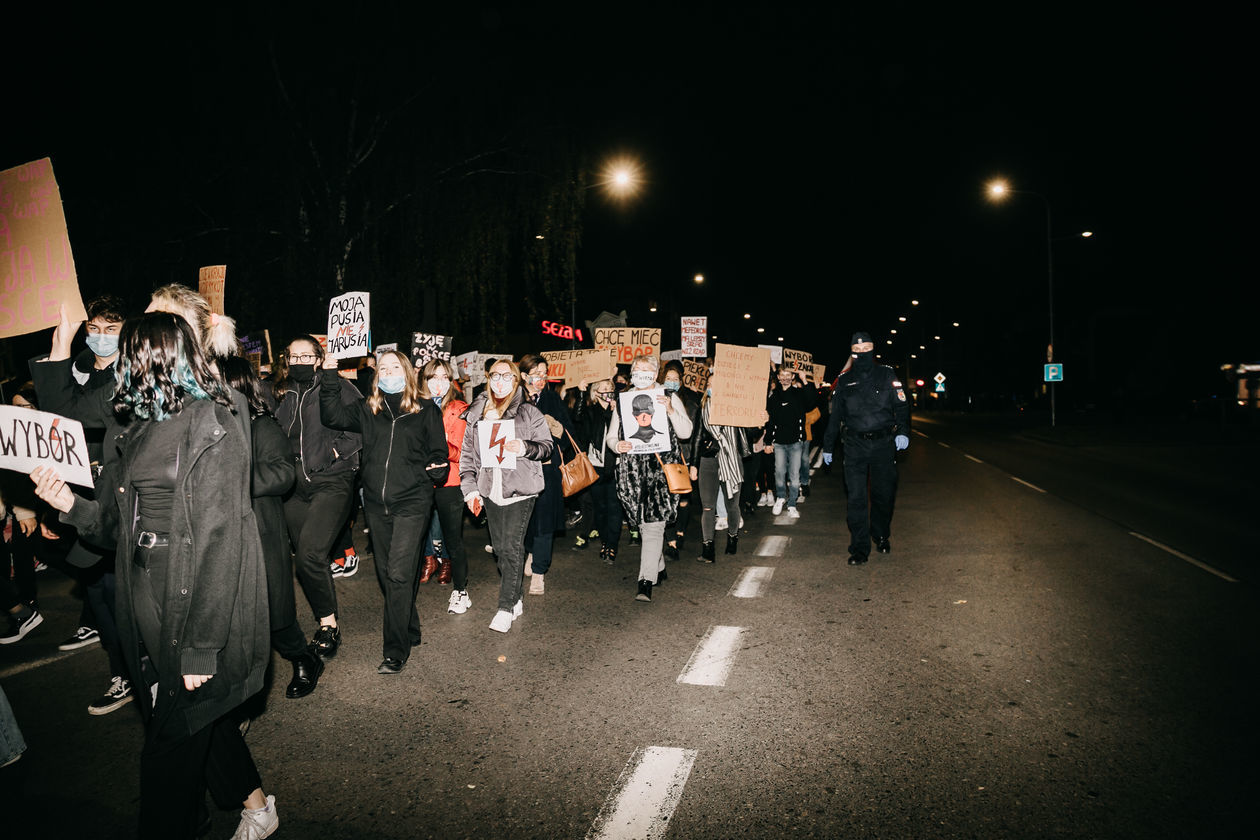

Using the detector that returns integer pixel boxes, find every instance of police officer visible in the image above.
[821,332,910,565]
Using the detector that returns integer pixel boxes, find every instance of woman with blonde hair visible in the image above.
[145,283,241,360]
[319,349,448,673]
[459,359,553,633]
[417,358,473,613]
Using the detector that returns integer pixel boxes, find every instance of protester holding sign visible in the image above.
[146,284,240,360]
[688,370,762,562]
[318,350,447,674]
[606,355,693,603]
[416,358,472,616]
[517,353,575,596]
[660,360,700,560]
[30,312,276,840]
[271,336,363,662]
[459,360,553,634]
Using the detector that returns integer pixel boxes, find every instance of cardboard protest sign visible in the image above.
[659,350,682,363]
[374,342,398,358]
[593,326,661,365]
[757,344,783,365]
[813,363,827,386]
[0,406,93,487]
[477,418,517,470]
[326,292,370,360]
[198,265,226,316]
[682,359,710,393]
[238,333,270,365]
[618,388,670,454]
[311,334,328,354]
[0,158,88,339]
[680,316,707,357]
[710,343,773,427]
[782,348,813,376]
[411,332,453,367]
[544,348,616,389]
[457,352,511,386]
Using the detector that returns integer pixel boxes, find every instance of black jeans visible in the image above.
[487,498,536,612]
[432,486,468,590]
[366,505,431,662]
[589,477,621,552]
[284,470,356,621]
[842,437,898,558]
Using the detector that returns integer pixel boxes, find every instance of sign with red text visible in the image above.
[0,158,87,339]
[198,265,226,315]
[682,359,709,393]
[0,406,93,487]
[455,352,511,386]
[477,418,517,470]
[710,343,773,427]
[680,316,707,357]
[541,320,585,342]
[782,348,813,376]
[544,348,616,389]
[593,326,660,365]
[326,292,370,359]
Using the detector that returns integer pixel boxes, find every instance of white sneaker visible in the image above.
[794,493,805,505]
[529,573,545,595]
[489,610,513,633]
[787,506,800,519]
[447,590,471,615]
[231,794,278,840]
[757,492,771,507]
[715,516,728,532]
[772,499,785,515]
[523,553,533,576]
[513,599,524,618]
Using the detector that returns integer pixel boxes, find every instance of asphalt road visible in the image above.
[3,418,1256,838]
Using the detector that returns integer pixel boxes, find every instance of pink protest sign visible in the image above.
[0,158,87,339]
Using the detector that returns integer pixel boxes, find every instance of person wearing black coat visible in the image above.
[571,378,622,563]
[318,350,448,674]
[687,373,762,561]
[518,353,576,594]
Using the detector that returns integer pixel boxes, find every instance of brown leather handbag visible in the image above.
[655,450,692,495]
[559,430,599,497]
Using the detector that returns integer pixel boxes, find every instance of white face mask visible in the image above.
[491,379,513,398]
[631,371,656,389]
[428,377,451,399]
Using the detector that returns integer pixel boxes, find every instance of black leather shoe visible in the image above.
[657,568,668,585]
[725,534,739,555]
[285,649,325,699]
[409,630,422,647]
[312,625,341,659]
[875,537,891,554]
[663,541,679,560]
[377,658,405,674]
[635,579,653,602]
[698,540,715,564]
[848,554,869,566]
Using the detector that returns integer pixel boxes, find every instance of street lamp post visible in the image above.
[987,180,1059,427]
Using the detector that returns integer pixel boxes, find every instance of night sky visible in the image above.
[3,7,1251,410]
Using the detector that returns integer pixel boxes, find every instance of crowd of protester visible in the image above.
[0,285,832,838]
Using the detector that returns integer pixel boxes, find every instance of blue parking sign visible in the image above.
[1044,364,1064,382]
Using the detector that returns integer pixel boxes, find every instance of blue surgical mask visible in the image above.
[85,334,119,358]
[663,380,681,392]
[378,375,405,394]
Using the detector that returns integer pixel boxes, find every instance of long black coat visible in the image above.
[64,399,270,736]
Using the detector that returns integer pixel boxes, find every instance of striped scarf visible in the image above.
[702,401,743,495]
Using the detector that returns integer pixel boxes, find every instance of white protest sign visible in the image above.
[618,388,670,455]
[477,418,517,470]
[659,350,682,364]
[374,342,398,358]
[757,344,783,365]
[326,292,371,359]
[0,406,93,487]
[680,316,707,357]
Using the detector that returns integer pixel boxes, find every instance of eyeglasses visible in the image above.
[488,372,515,383]
[288,353,319,363]
[594,391,614,398]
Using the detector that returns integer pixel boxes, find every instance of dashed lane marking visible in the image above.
[964,454,984,464]
[1130,532,1237,583]
[0,651,76,680]
[937,441,951,449]
[729,566,775,598]
[586,746,698,840]
[914,430,930,438]
[1010,476,1047,493]
[754,535,790,556]
[773,512,797,526]
[677,625,745,686]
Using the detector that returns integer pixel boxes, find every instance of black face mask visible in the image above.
[852,351,874,375]
[289,364,316,384]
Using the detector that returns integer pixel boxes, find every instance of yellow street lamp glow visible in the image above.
[743,313,751,319]
[911,299,920,306]
[1081,231,1093,238]
[898,316,907,322]
[601,156,643,198]
[694,274,705,284]
[952,322,960,327]
[890,328,897,334]
[756,327,765,333]
[987,179,1010,200]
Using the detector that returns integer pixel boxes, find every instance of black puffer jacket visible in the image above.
[272,375,363,480]
[317,370,448,515]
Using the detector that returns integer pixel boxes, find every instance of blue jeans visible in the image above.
[0,684,25,766]
[774,440,805,507]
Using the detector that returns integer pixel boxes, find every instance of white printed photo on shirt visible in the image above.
[478,418,517,470]
[618,388,670,454]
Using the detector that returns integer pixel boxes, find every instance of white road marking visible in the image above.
[964,454,984,464]
[1010,476,1047,493]
[773,513,797,526]
[914,430,930,438]
[1129,532,1238,583]
[586,746,698,840]
[0,651,76,680]
[729,566,775,598]
[937,441,951,449]
[677,625,745,686]
[755,535,790,556]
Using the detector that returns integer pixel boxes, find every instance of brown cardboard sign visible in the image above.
[198,265,226,315]
[0,158,87,338]
[710,343,772,427]
[544,348,616,389]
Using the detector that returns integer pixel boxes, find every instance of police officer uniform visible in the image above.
[821,332,910,564]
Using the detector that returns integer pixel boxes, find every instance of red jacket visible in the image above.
[439,399,469,488]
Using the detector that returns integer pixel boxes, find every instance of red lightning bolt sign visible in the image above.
[488,422,509,464]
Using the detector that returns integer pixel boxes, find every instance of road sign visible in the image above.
[1044,364,1064,382]
[935,382,946,393]
[933,372,946,384]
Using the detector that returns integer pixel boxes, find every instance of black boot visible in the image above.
[699,540,715,564]
[725,534,739,555]
[285,648,325,699]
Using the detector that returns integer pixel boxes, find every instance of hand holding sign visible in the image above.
[30,465,76,513]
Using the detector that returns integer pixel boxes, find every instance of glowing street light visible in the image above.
[694,273,705,284]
